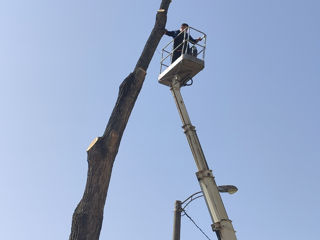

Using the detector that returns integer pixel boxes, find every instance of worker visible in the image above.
[165,23,201,63]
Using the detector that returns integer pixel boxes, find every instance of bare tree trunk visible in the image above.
[69,1,172,239]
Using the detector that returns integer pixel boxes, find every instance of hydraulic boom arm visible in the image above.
[170,76,237,240]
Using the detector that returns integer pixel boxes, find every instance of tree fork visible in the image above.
[69,1,172,239]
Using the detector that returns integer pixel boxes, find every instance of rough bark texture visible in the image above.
[69,1,171,240]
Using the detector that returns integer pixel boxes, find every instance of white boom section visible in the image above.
[170,76,237,240]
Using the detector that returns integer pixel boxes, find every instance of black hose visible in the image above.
[183,78,193,86]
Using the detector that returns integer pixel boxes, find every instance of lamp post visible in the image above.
[172,186,238,240]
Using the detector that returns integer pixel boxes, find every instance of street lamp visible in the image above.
[217,185,238,194]
[172,186,238,240]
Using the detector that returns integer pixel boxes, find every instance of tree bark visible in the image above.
[69,1,172,239]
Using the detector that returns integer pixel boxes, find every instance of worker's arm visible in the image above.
[165,29,178,37]
[189,35,202,44]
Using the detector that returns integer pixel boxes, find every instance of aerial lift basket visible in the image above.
[158,26,207,87]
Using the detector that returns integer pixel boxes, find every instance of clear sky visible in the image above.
[1,0,319,239]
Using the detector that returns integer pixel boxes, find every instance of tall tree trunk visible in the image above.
[69,1,172,239]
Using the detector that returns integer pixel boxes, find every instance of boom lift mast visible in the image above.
[158,27,237,240]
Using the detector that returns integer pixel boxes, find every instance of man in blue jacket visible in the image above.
[165,23,201,63]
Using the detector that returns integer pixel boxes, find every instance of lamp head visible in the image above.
[218,185,238,194]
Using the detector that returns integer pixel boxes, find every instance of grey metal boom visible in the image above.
[170,75,237,240]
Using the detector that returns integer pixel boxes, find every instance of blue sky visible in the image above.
[0,0,319,239]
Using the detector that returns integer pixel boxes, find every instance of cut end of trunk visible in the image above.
[87,137,99,152]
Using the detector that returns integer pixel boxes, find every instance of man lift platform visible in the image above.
[158,26,238,240]
[159,25,206,87]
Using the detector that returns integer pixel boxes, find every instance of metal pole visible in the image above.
[172,200,182,240]
[170,76,237,240]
